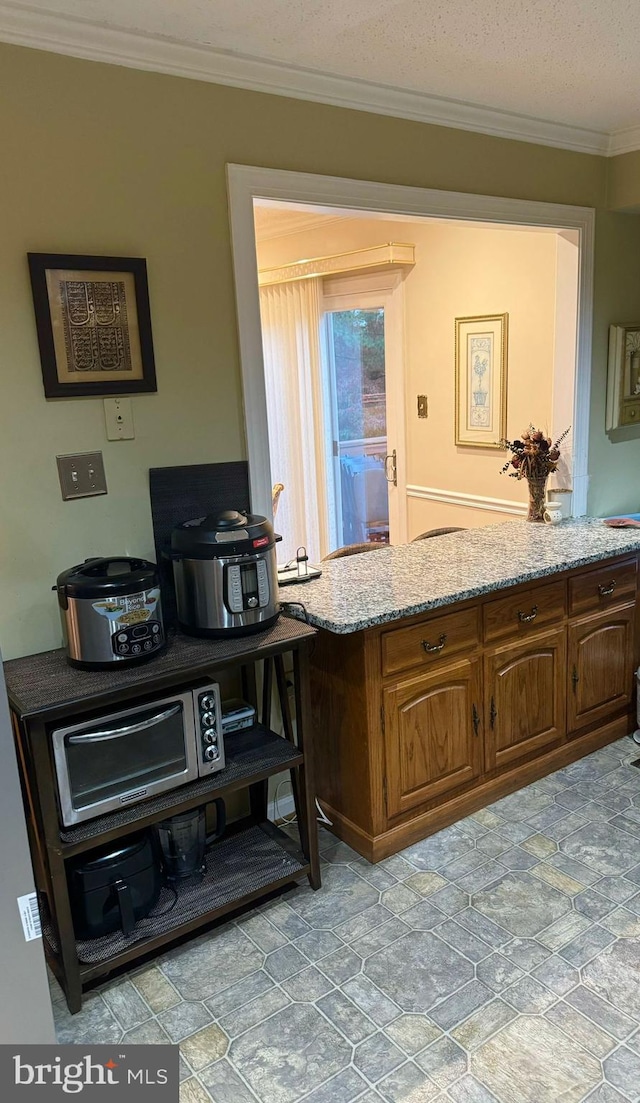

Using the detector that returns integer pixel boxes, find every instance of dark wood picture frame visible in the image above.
[28,253,157,398]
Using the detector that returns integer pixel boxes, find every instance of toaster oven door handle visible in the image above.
[67,704,182,743]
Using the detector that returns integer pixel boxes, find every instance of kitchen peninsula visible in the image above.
[286,520,640,861]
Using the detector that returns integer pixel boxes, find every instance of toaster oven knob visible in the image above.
[204,745,220,762]
[200,694,217,712]
[203,729,217,744]
[201,711,216,728]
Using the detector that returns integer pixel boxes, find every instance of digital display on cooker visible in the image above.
[240,564,258,594]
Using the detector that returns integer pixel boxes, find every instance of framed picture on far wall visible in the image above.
[454,313,508,448]
[28,253,157,398]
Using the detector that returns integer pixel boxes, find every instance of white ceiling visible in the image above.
[1,0,639,154]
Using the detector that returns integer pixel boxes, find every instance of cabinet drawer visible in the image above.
[568,558,637,617]
[483,580,566,644]
[381,607,478,677]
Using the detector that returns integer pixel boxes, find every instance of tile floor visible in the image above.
[51,735,640,1103]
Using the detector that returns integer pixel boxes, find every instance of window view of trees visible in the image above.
[330,309,386,441]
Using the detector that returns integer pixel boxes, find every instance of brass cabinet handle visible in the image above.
[572,666,579,692]
[472,704,480,737]
[490,696,497,728]
[598,580,616,596]
[421,633,447,654]
[518,604,538,623]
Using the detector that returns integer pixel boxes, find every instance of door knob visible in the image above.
[384,449,397,487]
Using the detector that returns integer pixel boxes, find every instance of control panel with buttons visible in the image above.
[225,559,271,614]
[111,619,164,658]
[194,682,225,775]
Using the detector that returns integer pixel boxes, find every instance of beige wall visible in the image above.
[0,40,638,657]
[257,216,561,533]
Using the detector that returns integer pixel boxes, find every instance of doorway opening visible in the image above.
[228,167,594,562]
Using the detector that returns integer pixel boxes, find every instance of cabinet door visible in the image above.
[567,603,635,735]
[485,626,566,772]
[383,657,482,818]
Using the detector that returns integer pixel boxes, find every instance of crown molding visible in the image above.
[608,124,640,157]
[0,2,622,157]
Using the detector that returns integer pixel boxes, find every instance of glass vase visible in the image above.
[526,475,548,522]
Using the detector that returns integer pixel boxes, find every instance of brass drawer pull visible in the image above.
[598,580,616,596]
[421,633,447,653]
[518,604,538,623]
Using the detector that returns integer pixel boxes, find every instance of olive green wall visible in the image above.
[0,41,638,658]
[607,149,640,212]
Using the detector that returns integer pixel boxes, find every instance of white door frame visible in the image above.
[227,164,595,519]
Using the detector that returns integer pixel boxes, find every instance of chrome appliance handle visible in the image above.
[67,705,182,744]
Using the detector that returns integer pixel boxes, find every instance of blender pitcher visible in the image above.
[156,799,226,882]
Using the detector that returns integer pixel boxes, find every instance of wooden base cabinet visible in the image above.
[310,554,639,862]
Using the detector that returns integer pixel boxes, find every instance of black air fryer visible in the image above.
[67,831,162,939]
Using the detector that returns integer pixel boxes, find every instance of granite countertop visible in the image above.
[282,519,640,634]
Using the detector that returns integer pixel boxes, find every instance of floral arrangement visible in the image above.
[500,426,570,481]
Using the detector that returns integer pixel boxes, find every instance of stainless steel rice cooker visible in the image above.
[169,510,280,637]
[55,557,165,669]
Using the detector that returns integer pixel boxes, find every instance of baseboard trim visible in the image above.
[321,713,633,862]
[406,483,528,517]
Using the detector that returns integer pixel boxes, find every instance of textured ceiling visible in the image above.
[3,0,640,133]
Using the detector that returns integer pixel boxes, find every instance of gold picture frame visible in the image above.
[455,313,508,449]
[606,324,640,430]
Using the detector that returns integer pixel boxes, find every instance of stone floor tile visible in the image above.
[476,953,525,994]
[205,971,273,1019]
[403,900,447,930]
[434,919,492,963]
[121,1019,172,1045]
[180,1076,212,1103]
[317,988,376,1043]
[555,789,591,811]
[525,806,570,831]
[544,1001,615,1059]
[503,976,557,1014]
[263,944,308,982]
[385,1013,442,1056]
[317,944,362,984]
[565,984,636,1039]
[458,817,491,841]
[560,822,640,876]
[279,964,333,1002]
[456,863,506,894]
[584,1083,628,1103]
[352,863,398,891]
[403,825,476,871]
[198,1058,258,1103]
[454,908,510,950]
[498,938,551,970]
[298,1067,369,1103]
[609,812,640,839]
[229,1003,351,1103]
[520,833,558,859]
[352,918,410,958]
[378,1061,440,1102]
[530,863,583,896]
[603,1047,640,1098]
[447,1074,501,1103]
[582,939,640,1018]
[573,802,612,824]
[574,888,616,921]
[531,955,580,996]
[471,1014,601,1103]
[596,875,638,903]
[494,846,540,871]
[179,1056,192,1083]
[381,883,422,914]
[450,999,516,1051]
[558,925,616,967]
[342,974,402,1027]
[100,979,152,1030]
[219,988,290,1039]
[293,928,342,963]
[287,865,378,928]
[543,811,591,842]
[404,872,448,898]
[536,911,591,951]
[488,789,553,823]
[382,855,417,880]
[472,870,570,937]
[258,901,310,940]
[624,890,640,915]
[428,885,469,916]
[161,927,263,1001]
[334,904,393,943]
[322,840,363,864]
[237,913,288,953]
[354,1030,405,1081]
[471,809,504,829]
[415,1036,467,1087]
[158,1001,213,1044]
[493,821,535,844]
[626,862,640,885]
[131,966,181,1013]
[364,931,474,1014]
[180,1023,229,1071]
[429,980,493,1031]
[600,906,640,937]
[54,993,123,1045]
[474,833,512,859]
[548,852,602,886]
[442,850,489,881]
[564,755,621,784]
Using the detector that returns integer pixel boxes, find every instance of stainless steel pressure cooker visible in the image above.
[169,510,280,638]
[54,557,165,669]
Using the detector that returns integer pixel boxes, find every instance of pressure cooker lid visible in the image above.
[55,557,160,600]
[170,510,276,558]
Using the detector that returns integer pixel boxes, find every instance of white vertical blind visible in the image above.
[259,278,330,564]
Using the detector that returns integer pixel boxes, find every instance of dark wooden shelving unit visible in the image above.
[5,618,320,1013]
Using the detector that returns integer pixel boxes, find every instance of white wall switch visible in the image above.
[104,397,135,440]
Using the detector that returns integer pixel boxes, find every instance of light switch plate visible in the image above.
[57,452,108,500]
[417,394,428,418]
[104,397,135,440]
